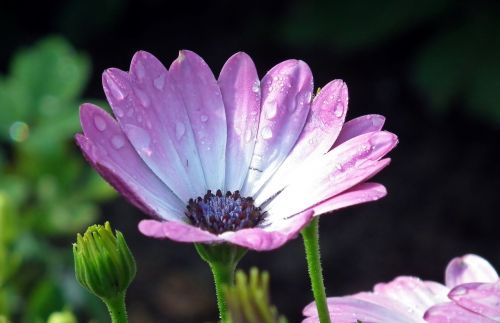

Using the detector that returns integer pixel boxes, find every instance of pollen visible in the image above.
[185,190,263,234]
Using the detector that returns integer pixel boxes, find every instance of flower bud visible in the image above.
[225,267,287,323]
[47,310,77,323]
[73,222,136,300]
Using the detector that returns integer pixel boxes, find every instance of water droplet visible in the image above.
[200,115,209,122]
[306,92,312,103]
[175,122,186,140]
[153,73,166,90]
[334,101,344,117]
[261,126,273,139]
[105,76,127,101]
[135,60,146,80]
[265,105,277,119]
[114,107,124,118]
[9,121,29,142]
[452,286,468,296]
[134,88,151,107]
[111,135,125,149]
[234,126,242,136]
[252,80,260,93]
[245,129,253,142]
[94,115,107,131]
[125,124,152,157]
[335,163,343,171]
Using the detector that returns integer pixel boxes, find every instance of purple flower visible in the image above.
[303,254,500,322]
[76,50,397,251]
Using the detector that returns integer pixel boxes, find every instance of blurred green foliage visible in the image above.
[0,37,115,322]
[280,0,500,127]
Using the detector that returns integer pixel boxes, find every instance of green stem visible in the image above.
[195,243,247,323]
[103,292,128,323]
[301,217,330,323]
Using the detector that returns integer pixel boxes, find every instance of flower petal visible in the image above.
[332,114,385,148]
[448,281,500,321]
[242,59,314,196]
[138,219,222,243]
[222,210,314,251]
[265,131,397,219]
[445,254,499,288]
[218,52,261,191]
[303,297,422,323]
[77,103,184,220]
[424,302,496,323]
[373,276,449,316]
[310,182,387,216]
[102,61,206,202]
[169,50,227,190]
[255,80,348,205]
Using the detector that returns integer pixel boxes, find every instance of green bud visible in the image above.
[225,267,287,323]
[73,222,136,300]
[47,310,77,323]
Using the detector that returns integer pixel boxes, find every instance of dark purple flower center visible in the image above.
[185,190,263,234]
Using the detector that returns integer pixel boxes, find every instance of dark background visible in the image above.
[1,0,499,322]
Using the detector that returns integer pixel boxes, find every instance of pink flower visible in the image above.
[303,254,500,322]
[76,50,397,251]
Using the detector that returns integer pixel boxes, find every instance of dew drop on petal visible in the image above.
[134,88,151,107]
[261,126,273,139]
[93,115,107,131]
[111,135,125,149]
[125,124,152,157]
[153,73,166,90]
[334,100,345,117]
[200,115,209,122]
[245,129,253,142]
[135,60,146,80]
[105,77,126,101]
[265,105,277,120]
[114,107,124,118]
[452,286,468,296]
[175,122,186,140]
[252,80,260,93]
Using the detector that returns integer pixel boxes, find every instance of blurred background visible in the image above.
[0,0,499,322]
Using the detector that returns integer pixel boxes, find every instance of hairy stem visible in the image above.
[302,217,331,323]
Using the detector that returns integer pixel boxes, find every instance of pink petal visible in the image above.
[103,53,207,202]
[77,103,184,220]
[242,59,314,196]
[424,302,496,323]
[332,114,385,148]
[310,182,387,216]
[353,292,425,321]
[265,131,397,218]
[170,50,227,190]
[448,281,500,320]
[303,297,422,323]
[373,276,449,316]
[445,254,499,288]
[255,80,348,205]
[222,210,314,251]
[138,219,222,243]
[218,52,261,191]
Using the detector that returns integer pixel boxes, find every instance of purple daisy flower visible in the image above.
[76,50,397,251]
[303,254,500,323]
